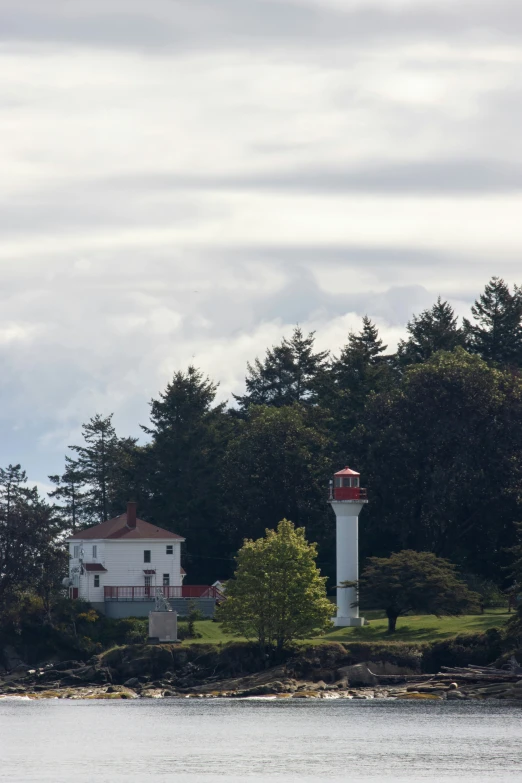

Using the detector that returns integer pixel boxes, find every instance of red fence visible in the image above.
[104,585,221,601]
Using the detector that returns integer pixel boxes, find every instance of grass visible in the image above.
[181,608,510,646]
[314,607,510,643]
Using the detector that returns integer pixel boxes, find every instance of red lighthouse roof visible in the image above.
[334,467,360,477]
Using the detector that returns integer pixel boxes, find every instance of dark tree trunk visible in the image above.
[386,611,398,634]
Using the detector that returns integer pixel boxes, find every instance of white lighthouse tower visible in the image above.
[329,467,368,627]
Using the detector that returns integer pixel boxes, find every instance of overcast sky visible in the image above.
[2,0,522,488]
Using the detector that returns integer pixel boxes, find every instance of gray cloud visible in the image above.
[3,1,522,51]
[106,159,522,196]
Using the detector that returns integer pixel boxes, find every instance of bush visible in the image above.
[177,622,202,641]
[463,574,507,609]
[422,628,504,672]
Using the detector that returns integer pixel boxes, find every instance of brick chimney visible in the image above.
[126,501,137,530]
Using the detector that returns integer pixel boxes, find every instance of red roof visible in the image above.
[68,512,184,542]
[143,569,156,575]
[84,563,107,572]
[334,466,360,477]
[180,567,186,575]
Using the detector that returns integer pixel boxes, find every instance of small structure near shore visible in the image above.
[148,590,178,643]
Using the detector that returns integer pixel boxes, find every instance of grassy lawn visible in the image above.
[313,608,510,644]
[181,608,510,646]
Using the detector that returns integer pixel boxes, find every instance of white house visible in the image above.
[66,502,218,618]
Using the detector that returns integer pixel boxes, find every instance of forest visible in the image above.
[2,275,522,600]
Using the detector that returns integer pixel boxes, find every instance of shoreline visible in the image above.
[2,642,521,704]
[2,678,522,703]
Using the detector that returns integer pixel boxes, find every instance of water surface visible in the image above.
[1,698,520,782]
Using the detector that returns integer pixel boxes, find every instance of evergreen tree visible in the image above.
[398,298,464,364]
[0,464,33,520]
[48,456,85,533]
[234,327,329,409]
[334,316,389,398]
[70,414,136,523]
[318,317,394,459]
[463,277,522,365]
[352,348,522,580]
[142,366,230,581]
[0,467,60,597]
[221,405,333,577]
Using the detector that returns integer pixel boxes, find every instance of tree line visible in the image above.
[3,275,522,598]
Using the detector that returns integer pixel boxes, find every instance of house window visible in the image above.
[163,574,170,586]
[166,545,173,555]
[144,550,151,563]
[92,545,97,559]
[94,575,100,588]
[73,545,79,558]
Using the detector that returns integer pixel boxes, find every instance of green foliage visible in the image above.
[218,519,333,651]
[48,456,86,534]
[423,628,504,672]
[234,327,329,409]
[141,366,230,581]
[0,595,149,664]
[318,317,394,455]
[463,573,507,609]
[398,298,464,365]
[186,601,204,638]
[355,549,481,633]
[68,414,139,525]
[40,275,522,607]
[463,276,522,365]
[221,405,333,565]
[0,467,63,598]
[353,348,522,578]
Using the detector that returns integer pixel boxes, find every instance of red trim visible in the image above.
[104,585,221,601]
[333,487,367,501]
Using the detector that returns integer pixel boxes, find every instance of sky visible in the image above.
[2,0,522,489]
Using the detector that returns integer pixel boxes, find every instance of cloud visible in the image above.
[3,1,522,53]
[1,0,522,487]
[108,159,522,196]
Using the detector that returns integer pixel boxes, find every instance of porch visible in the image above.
[104,585,221,601]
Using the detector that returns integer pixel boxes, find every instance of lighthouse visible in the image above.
[329,467,368,627]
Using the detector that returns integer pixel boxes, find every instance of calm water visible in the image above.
[0,698,521,783]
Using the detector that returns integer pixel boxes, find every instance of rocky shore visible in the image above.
[1,643,522,703]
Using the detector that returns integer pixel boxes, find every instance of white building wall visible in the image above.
[68,539,183,603]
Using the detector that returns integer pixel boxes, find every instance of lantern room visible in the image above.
[330,467,367,501]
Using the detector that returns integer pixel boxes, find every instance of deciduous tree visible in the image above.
[353,550,480,633]
[218,519,332,651]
